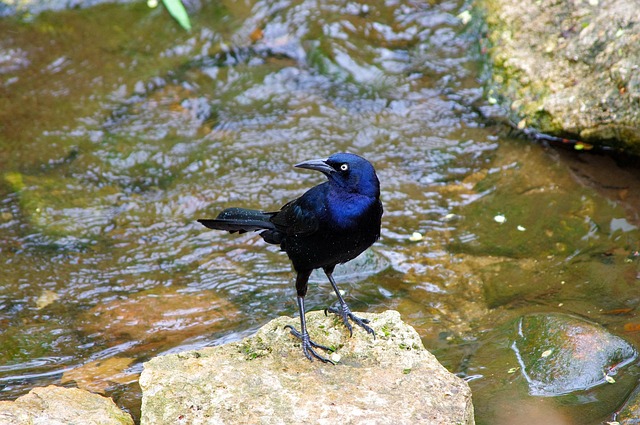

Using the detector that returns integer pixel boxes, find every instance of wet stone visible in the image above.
[449,136,637,263]
[452,187,605,259]
[480,252,640,310]
[466,310,640,423]
[513,313,637,396]
[77,286,242,351]
[0,321,80,366]
[616,382,640,424]
[309,248,389,284]
[3,172,120,239]
[61,357,136,395]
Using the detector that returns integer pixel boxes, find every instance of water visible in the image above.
[1,0,640,423]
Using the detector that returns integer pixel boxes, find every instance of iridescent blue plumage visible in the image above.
[198,153,383,363]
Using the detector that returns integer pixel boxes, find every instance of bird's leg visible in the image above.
[324,267,375,338]
[284,270,334,363]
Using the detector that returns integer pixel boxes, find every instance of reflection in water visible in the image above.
[1,0,639,424]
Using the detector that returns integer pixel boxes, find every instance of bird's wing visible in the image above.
[270,184,327,236]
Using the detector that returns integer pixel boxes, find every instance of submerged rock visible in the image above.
[513,313,636,396]
[467,311,638,423]
[3,172,119,240]
[0,385,133,425]
[616,381,640,424]
[139,310,474,425]
[309,248,390,284]
[77,286,242,351]
[477,0,640,153]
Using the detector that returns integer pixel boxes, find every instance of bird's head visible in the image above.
[295,153,380,197]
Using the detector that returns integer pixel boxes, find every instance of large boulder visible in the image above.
[0,385,134,425]
[139,310,474,425]
[477,0,640,153]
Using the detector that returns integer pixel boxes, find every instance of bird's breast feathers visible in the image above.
[327,193,378,229]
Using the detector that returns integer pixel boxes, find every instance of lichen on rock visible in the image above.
[140,310,475,425]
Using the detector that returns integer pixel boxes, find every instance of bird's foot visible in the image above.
[284,325,335,364]
[325,304,376,338]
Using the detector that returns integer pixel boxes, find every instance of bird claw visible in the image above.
[325,304,376,338]
[284,324,335,364]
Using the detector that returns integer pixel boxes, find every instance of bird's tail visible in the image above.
[198,207,276,234]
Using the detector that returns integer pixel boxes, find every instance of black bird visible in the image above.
[198,153,383,363]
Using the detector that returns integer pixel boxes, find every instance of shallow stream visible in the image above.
[1,1,640,423]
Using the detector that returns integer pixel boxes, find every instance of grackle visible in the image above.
[198,153,383,363]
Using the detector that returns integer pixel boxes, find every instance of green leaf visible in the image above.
[162,0,192,31]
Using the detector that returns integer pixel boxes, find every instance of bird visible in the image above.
[198,152,383,363]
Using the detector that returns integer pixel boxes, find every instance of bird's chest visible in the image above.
[325,193,373,230]
[283,190,381,271]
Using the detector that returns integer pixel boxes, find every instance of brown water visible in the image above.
[1,1,640,423]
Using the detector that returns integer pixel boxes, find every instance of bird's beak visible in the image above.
[294,158,335,175]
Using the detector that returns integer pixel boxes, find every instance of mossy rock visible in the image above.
[476,0,640,153]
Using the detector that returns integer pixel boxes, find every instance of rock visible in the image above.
[77,286,241,352]
[477,0,640,153]
[513,313,636,396]
[616,381,640,424]
[466,312,638,423]
[479,251,640,310]
[3,172,119,241]
[309,248,390,284]
[0,385,134,425]
[139,310,474,425]
[61,357,137,394]
[449,144,627,260]
[0,321,82,366]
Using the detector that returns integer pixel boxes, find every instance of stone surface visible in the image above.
[616,381,640,424]
[140,310,474,425]
[77,286,241,351]
[513,313,637,396]
[477,0,640,153]
[61,357,137,394]
[467,311,639,423]
[0,385,134,425]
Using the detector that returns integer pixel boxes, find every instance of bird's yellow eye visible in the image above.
[340,163,349,171]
